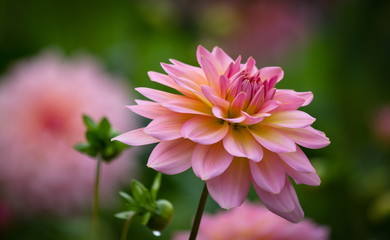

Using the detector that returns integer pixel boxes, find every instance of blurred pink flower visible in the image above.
[115,46,330,222]
[373,105,390,145]
[0,51,136,216]
[174,202,329,240]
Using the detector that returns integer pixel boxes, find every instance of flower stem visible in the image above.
[189,183,208,240]
[92,156,102,240]
[120,215,133,240]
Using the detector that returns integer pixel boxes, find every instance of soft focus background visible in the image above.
[0,0,389,239]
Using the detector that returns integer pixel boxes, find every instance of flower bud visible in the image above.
[146,199,174,231]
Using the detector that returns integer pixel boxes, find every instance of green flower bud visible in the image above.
[146,199,174,231]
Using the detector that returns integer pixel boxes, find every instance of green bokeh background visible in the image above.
[1,0,389,239]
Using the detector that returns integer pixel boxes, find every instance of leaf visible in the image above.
[131,180,153,206]
[82,114,97,129]
[140,212,151,225]
[115,211,136,220]
[119,191,136,205]
[150,173,162,200]
[98,117,111,136]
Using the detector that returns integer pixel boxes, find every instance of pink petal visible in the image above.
[161,62,207,86]
[147,139,196,174]
[273,90,306,111]
[112,128,159,146]
[200,56,220,92]
[283,126,330,149]
[249,151,286,194]
[278,146,316,173]
[259,66,284,83]
[223,127,263,162]
[127,100,171,119]
[161,98,212,116]
[250,125,296,153]
[147,71,182,92]
[191,142,234,180]
[207,158,251,209]
[296,91,313,106]
[229,92,247,117]
[284,163,321,186]
[263,110,316,128]
[241,111,270,125]
[201,85,230,110]
[253,178,304,223]
[182,116,229,145]
[211,47,234,72]
[144,114,190,140]
[212,106,246,123]
[136,87,181,103]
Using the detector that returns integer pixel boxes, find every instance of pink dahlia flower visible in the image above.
[114,46,330,222]
[174,202,329,240]
[0,51,136,216]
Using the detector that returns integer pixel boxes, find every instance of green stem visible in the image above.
[120,215,133,240]
[92,156,102,240]
[189,183,209,240]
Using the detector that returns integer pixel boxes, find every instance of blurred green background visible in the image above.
[1,0,390,239]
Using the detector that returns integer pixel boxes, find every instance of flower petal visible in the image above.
[201,85,230,110]
[112,128,159,146]
[230,92,247,117]
[127,100,171,119]
[162,62,207,86]
[161,98,212,116]
[249,151,286,194]
[182,116,229,145]
[260,66,284,83]
[207,158,251,209]
[147,139,196,174]
[253,178,304,223]
[250,125,296,153]
[223,127,263,162]
[191,142,234,180]
[284,164,321,186]
[147,71,186,93]
[211,46,234,73]
[274,90,311,110]
[144,114,190,140]
[278,146,316,173]
[263,110,315,128]
[283,126,330,149]
[212,106,246,123]
[136,87,182,103]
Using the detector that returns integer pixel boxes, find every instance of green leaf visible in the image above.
[82,115,97,129]
[98,117,111,136]
[73,143,97,157]
[140,212,151,225]
[115,211,136,220]
[131,180,153,206]
[150,173,162,200]
[119,192,136,204]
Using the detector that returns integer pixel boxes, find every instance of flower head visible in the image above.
[115,46,330,222]
[0,51,136,216]
[174,202,329,240]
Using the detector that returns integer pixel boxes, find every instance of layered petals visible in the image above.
[283,126,330,149]
[250,124,296,153]
[191,142,233,180]
[249,151,286,194]
[278,147,316,173]
[223,127,263,162]
[127,100,171,119]
[182,116,229,144]
[253,178,304,223]
[207,158,251,209]
[262,110,316,128]
[144,114,191,141]
[147,139,196,174]
[112,128,159,146]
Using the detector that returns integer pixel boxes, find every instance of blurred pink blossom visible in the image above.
[174,202,329,240]
[115,46,329,222]
[0,50,136,216]
[373,105,390,144]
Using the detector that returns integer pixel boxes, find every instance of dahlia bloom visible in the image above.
[0,51,136,216]
[115,46,330,222]
[174,202,329,240]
